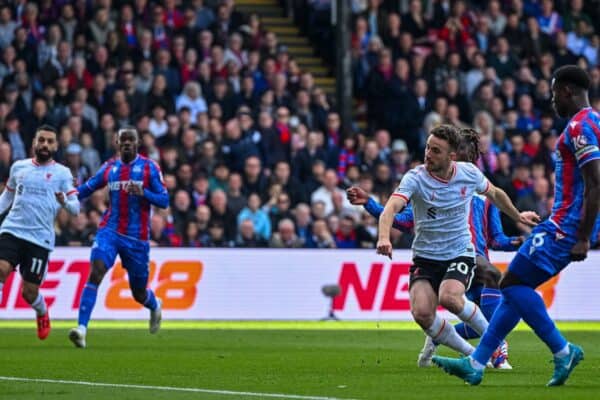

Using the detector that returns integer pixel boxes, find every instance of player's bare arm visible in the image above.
[376,194,407,259]
[571,159,600,261]
[484,183,540,227]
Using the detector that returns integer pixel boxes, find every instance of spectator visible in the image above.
[176,81,208,122]
[236,218,268,247]
[269,218,303,248]
[311,169,354,217]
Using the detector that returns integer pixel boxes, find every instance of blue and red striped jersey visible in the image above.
[469,194,517,258]
[364,195,518,258]
[551,107,600,236]
[77,155,169,241]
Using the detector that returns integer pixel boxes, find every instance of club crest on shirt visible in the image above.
[46,173,52,180]
[460,186,466,198]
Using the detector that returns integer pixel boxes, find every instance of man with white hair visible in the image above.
[176,81,207,121]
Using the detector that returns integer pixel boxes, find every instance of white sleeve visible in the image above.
[463,163,490,194]
[5,162,17,192]
[474,169,490,194]
[393,169,418,202]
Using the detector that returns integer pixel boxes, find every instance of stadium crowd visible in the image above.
[0,0,599,249]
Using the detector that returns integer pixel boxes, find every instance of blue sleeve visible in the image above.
[143,162,169,209]
[77,162,110,200]
[568,116,600,168]
[364,197,414,233]
[487,203,518,251]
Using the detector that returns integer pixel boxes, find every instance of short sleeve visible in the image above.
[567,118,600,168]
[61,168,77,195]
[393,169,418,203]
[462,162,490,194]
[5,163,18,192]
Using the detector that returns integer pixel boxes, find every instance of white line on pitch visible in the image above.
[0,376,359,400]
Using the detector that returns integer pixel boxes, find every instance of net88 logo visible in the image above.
[106,261,203,309]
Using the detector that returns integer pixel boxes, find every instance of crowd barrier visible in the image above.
[1,248,598,320]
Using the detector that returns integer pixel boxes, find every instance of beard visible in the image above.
[34,148,54,162]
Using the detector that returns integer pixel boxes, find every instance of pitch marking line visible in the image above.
[0,376,359,400]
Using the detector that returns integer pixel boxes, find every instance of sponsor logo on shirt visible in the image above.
[108,180,143,191]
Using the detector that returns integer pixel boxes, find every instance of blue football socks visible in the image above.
[78,283,98,328]
[143,288,158,311]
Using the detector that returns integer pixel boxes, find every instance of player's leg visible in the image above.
[500,254,583,386]
[0,233,21,303]
[120,237,162,334]
[0,259,13,302]
[449,258,511,368]
[410,259,474,358]
[438,256,488,337]
[452,266,485,341]
[18,241,52,340]
[475,256,503,320]
[432,249,555,384]
[475,256,511,368]
[70,230,116,348]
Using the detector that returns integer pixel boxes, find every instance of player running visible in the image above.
[0,125,79,340]
[432,65,599,386]
[376,125,539,365]
[347,128,521,369]
[69,127,169,348]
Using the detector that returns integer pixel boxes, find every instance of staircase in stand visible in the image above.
[235,0,335,98]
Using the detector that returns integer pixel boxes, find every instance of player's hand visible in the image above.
[376,238,393,260]
[346,187,369,205]
[127,181,144,196]
[518,211,540,227]
[511,236,525,246]
[55,192,66,206]
[570,239,590,262]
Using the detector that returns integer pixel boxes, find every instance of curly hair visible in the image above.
[429,124,461,151]
[459,128,480,164]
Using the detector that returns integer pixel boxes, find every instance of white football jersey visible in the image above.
[393,161,490,260]
[1,159,76,250]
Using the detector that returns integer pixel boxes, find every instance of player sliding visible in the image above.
[347,128,522,369]
[432,66,600,386]
[0,125,79,340]
[69,127,169,348]
[376,125,539,366]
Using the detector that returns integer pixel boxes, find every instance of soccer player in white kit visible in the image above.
[0,125,80,340]
[376,125,539,357]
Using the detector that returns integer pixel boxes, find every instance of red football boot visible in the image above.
[36,312,51,340]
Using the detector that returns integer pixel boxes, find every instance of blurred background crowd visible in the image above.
[0,0,599,249]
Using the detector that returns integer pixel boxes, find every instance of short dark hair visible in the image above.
[430,124,461,151]
[459,128,480,164]
[35,124,57,135]
[117,127,138,137]
[553,65,590,90]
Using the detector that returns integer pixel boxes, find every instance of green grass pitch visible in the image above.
[1,321,599,400]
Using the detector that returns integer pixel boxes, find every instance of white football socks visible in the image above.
[458,298,489,336]
[425,314,474,356]
[31,293,47,317]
